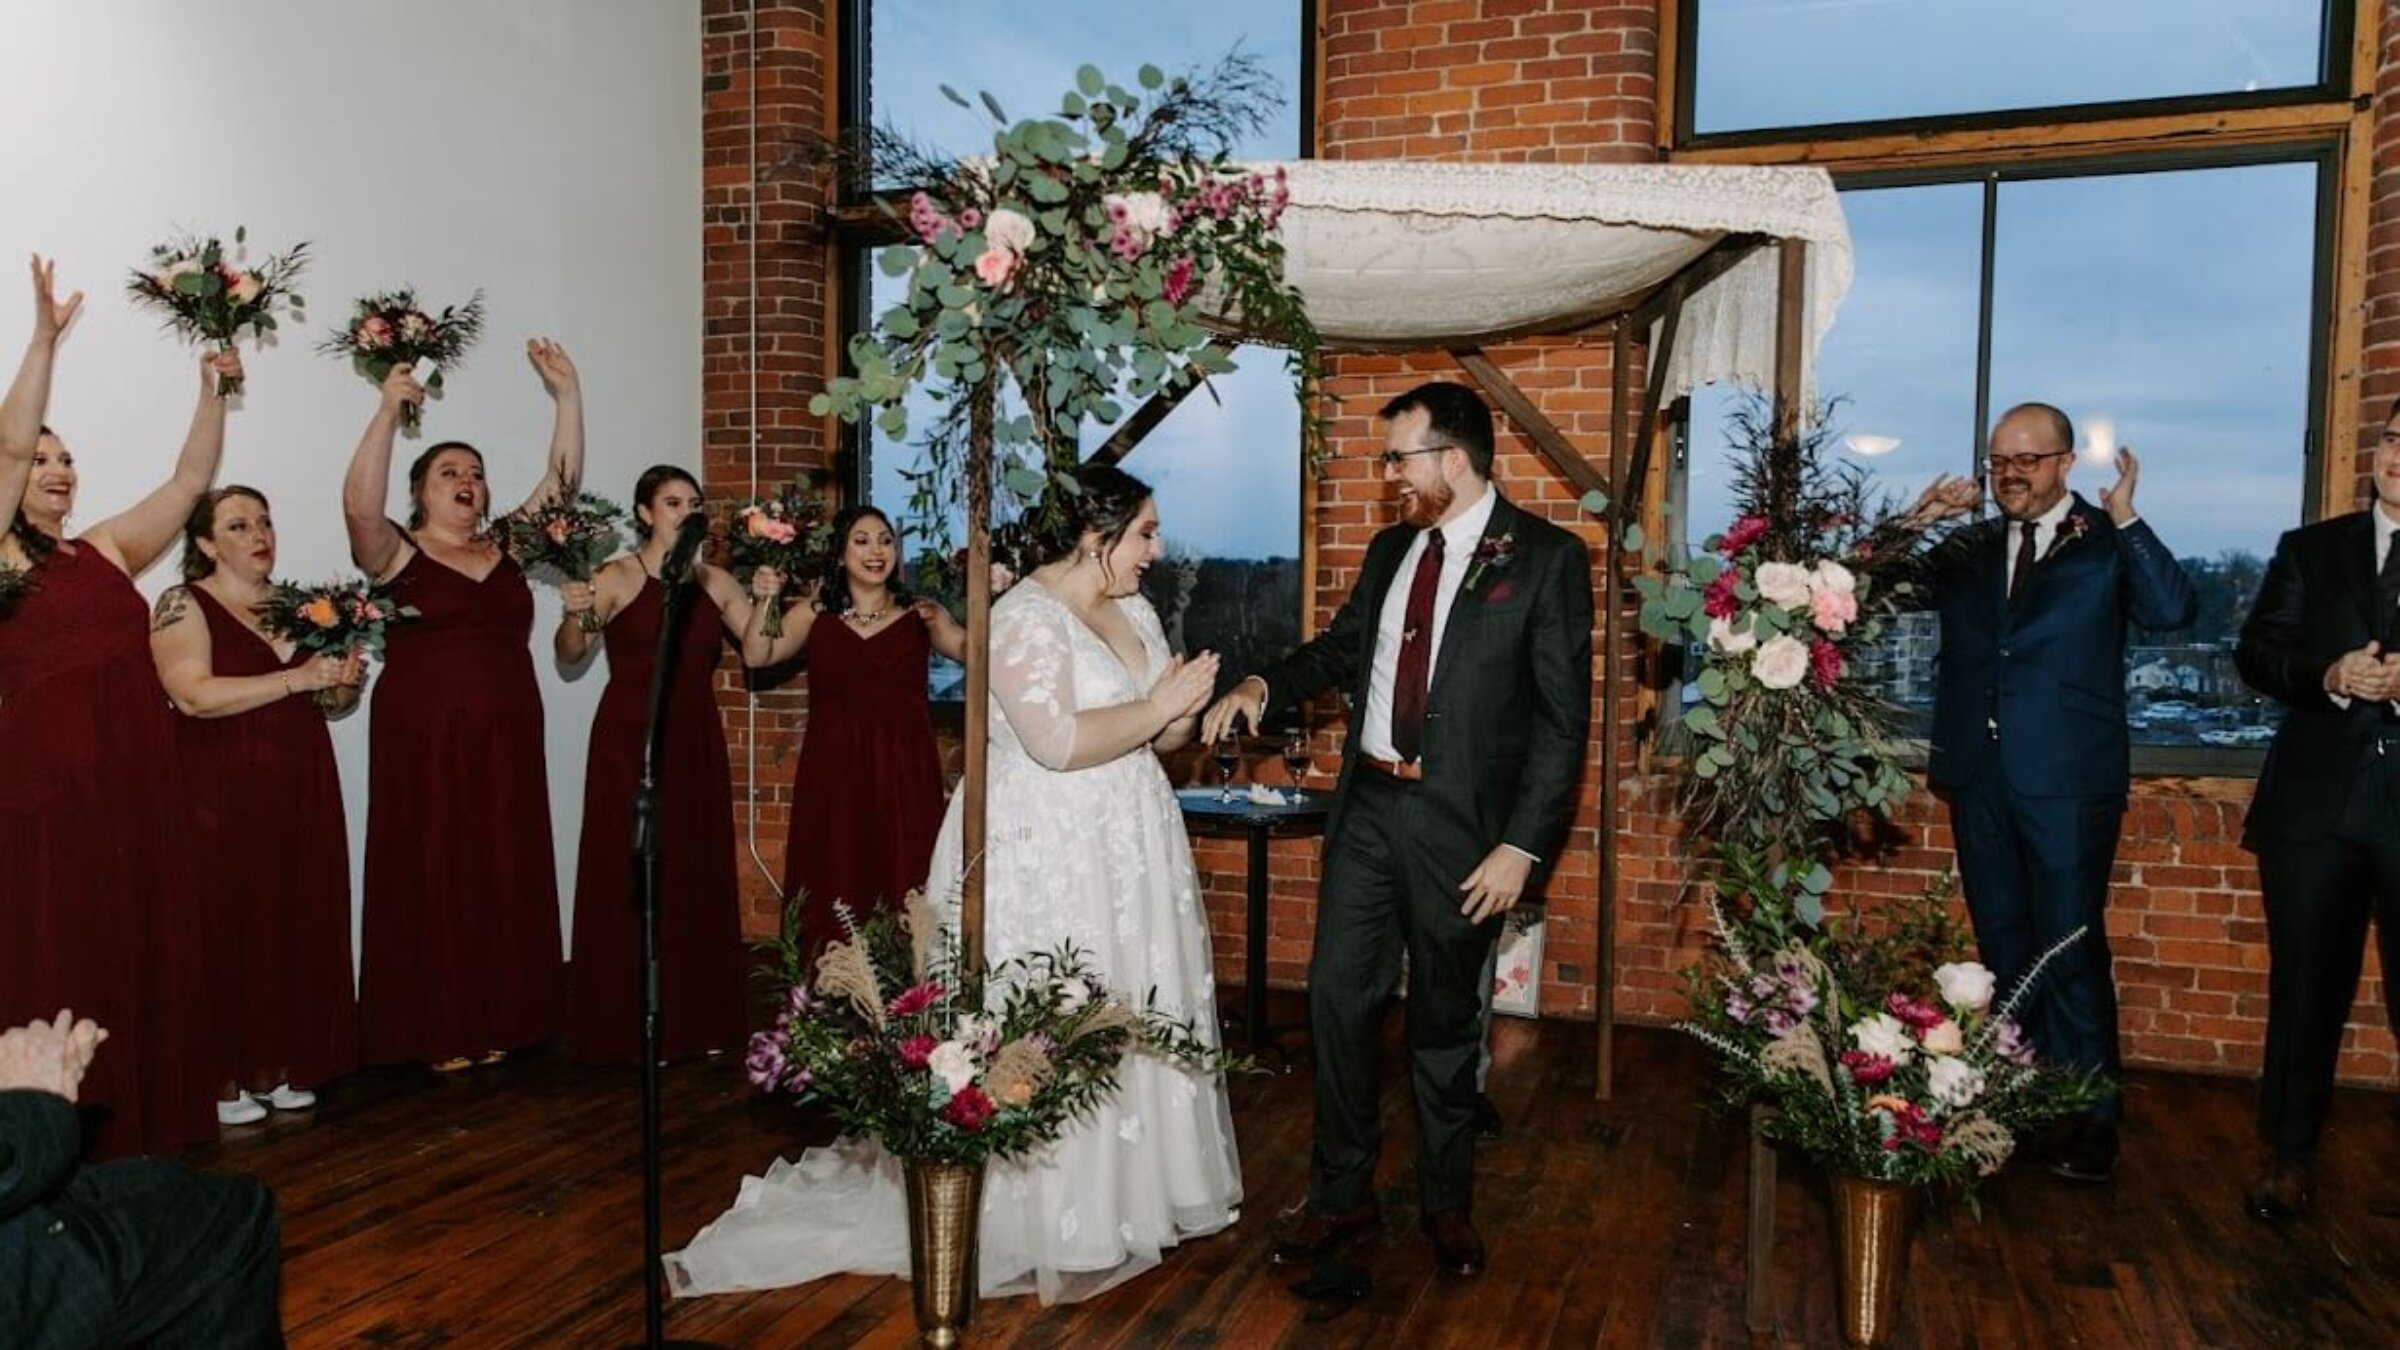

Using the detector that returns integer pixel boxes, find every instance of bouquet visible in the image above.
[320,288,488,432]
[1679,851,2100,1198]
[124,228,309,397]
[745,891,1239,1164]
[0,559,33,620]
[256,575,419,710]
[503,493,628,632]
[727,482,830,639]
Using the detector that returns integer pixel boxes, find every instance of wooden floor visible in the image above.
[190,996,2400,1348]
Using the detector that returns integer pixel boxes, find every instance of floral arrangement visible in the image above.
[809,53,1319,552]
[256,576,418,659]
[1680,856,2099,1196]
[746,891,1237,1165]
[0,559,33,619]
[124,228,310,397]
[1636,397,1949,861]
[727,482,831,639]
[503,492,628,632]
[319,288,488,432]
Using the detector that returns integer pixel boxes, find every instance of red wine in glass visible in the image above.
[1213,741,1241,801]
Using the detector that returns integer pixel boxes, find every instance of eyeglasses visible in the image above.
[1986,449,2072,474]
[1375,445,1451,469]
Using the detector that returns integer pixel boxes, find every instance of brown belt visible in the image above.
[1361,755,1424,782]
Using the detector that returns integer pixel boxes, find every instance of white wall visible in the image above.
[0,1,704,959]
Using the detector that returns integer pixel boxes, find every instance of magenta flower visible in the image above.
[1702,571,1741,620]
[1839,1050,1896,1086]
[887,981,945,1019]
[1808,639,1843,690]
[897,1034,939,1070]
[744,1031,787,1089]
[942,1085,996,1133]
[1720,515,1770,555]
[1883,991,1944,1031]
[1163,257,1196,305]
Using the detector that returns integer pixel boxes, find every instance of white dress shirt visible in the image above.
[1359,484,1495,761]
[2006,494,2075,597]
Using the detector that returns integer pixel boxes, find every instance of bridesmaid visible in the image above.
[150,486,363,1124]
[744,504,961,954]
[555,464,752,1065]
[0,255,226,1155]
[343,345,584,1070]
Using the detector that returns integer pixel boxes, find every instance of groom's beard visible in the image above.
[1398,477,1454,529]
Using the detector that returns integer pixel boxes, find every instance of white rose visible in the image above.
[1809,559,1857,597]
[956,1013,1000,1049]
[983,207,1036,255]
[1934,962,1996,1014]
[1926,1055,1985,1109]
[1920,1019,1964,1055]
[1754,561,1814,610]
[1750,634,1811,690]
[1849,1012,1916,1065]
[926,1040,978,1096]
[1707,615,1757,655]
[1055,978,1090,1014]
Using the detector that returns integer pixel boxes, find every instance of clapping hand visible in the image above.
[27,254,82,347]
[0,1009,107,1102]
[2326,640,2400,703]
[2100,446,2141,525]
[1907,473,1981,527]
[1150,651,1220,724]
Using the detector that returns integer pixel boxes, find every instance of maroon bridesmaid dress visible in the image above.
[180,586,359,1091]
[565,574,747,1064]
[782,610,946,954]
[0,543,214,1156]
[357,548,562,1063]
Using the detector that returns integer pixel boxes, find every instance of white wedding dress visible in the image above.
[666,579,1242,1305]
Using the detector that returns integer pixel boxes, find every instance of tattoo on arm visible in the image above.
[151,585,192,632]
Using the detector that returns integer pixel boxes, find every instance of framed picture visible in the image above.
[1491,905,1546,1018]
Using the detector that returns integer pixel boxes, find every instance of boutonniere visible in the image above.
[1466,532,1516,594]
[2045,512,2092,560]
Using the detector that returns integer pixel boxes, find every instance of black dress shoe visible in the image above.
[1422,1209,1486,1278]
[2049,1120,2121,1185]
[1471,1093,1503,1142]
[1267,1200,1380,1267]
[2243,1155,2313,1223]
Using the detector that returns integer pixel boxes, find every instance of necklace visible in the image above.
[844,603,889,625]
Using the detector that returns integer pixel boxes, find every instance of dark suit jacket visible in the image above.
[1,1088,107,1349]
[1924,493,2196,797]
[1252,493,1594,880]
[2238,511,2396,847]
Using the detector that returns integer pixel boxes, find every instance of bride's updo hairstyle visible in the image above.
[1018,463,1153,592]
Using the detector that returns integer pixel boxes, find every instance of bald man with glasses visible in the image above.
[1905,401,2196,1185]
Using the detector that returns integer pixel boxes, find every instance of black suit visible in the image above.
[1251,492,1592,1218]
[2237,510,2400,1157]
[0,1090,284,1348]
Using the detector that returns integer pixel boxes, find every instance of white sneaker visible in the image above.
[262,1084,316,1111]
[217,1093,267,1126]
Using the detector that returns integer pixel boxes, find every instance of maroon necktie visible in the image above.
[2008,521,2037,603]
[1391,529,1444,762]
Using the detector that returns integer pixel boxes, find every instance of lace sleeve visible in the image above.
[989,593,1080,770]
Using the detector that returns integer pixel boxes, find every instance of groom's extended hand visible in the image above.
[1200,676,1265,744]
[1458,846,1532,923]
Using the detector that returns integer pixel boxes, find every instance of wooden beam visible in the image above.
[1670,100,2350,175]
[1448,348,1613,501]
[1596,317,1632,1103]
[1772,241,1808,445]
[2324,0,2379,515]
[1085,340,1238,467]
[1653,0,1681,156]
[1618,275,1690,530]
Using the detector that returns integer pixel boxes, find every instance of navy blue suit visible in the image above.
[1924,493,2196,1115]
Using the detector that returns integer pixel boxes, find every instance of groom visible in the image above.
[1203,381,1593,1277]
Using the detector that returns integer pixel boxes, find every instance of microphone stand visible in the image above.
[618,522,723,1350]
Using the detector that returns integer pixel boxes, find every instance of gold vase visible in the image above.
[1831,1172,1917,1349]
[903,1159,985,1348]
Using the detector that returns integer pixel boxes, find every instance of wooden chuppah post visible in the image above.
[959,379,996,977]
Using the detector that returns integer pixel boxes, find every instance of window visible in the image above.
[843,0,1310,700]
[1680,156,2327,764]
[1683,0,2339,140]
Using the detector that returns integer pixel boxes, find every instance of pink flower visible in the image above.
[357,315,394,350]
[761,519,797,545]
[1810,587,1858,636]
[973,245,1018,289]
[941,1085,996,1133]
[1720,516,1769,555]
[1163,257,1195,305]
[227,271,263,305]
[1108,222,1146,261]
[959,207,983,230]
[897,1034,939,1070]
[1808,638,1842,690]
[1702,571,1740,620]
[886,981,945,1019]
[1839,1050,1896,1086]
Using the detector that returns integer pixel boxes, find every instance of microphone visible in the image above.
[663,511,709,585]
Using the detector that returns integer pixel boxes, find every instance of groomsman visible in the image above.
[1203,381,1593,1278]
[1905,402,2195,1184]
[2232,397,2400,1223]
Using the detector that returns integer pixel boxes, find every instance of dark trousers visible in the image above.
[1307,769,1499,1218]
[2254,750,2400,1157]
[21,1162,284,1350]
[1948,776,2127,1120]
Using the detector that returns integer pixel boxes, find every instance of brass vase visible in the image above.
[1830,1172,1918,1348]
[903,1159,985,1348]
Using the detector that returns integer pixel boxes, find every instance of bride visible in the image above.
[668,464,1242,1305]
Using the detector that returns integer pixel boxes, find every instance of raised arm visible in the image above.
[508,338,584,519]
[343,365,425,580]
[150,585,349,718]
[0,257,83,531]
[84,353,242,575]
[739,566,820,666]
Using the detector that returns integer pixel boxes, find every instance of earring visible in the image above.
[1083,549,1101,564]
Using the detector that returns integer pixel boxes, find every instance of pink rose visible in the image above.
[762,519,797,545]
[973,245,1018,289]
[1920,1019,1965,1055]
[357,315,394,350]
[227,271,262,305]
[1810,587,1858,636]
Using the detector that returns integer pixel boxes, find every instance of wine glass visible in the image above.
[1281,729,1311,803]
[1213,736,1242,802]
